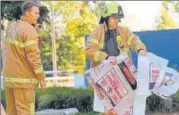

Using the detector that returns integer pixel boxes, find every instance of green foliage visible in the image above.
[35,87,94,112]
[1,1,49,24]
[156,9,176,30]
[39,38,52,71]
[1,1,23,20]
[38,21,52,71]
[146,94,172,114]
[1,89,6,108]
[155,1,178,30]
[57,1,97,70]
[2,87,179,114]
[38,1,98,71]
[174,2,179,12]
[60,2,97,70]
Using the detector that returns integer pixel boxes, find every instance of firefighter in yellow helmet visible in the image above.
[86,2,147,67]
[3,1,46,115]
[86,2,147,115]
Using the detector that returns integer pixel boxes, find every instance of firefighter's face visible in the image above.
[108,16,119,29]
[26,6,40,24]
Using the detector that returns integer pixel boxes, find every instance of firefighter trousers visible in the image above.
[5,87,35,115]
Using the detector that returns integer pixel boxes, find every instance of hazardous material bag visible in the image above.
[85,53,137,115]
[86,52,179,115]
[152,67,179,98]
[133,52,179,115]
[143,52,179,98]
[147,52,169,90]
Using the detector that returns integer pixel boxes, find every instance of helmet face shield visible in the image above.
[111,6,124,19]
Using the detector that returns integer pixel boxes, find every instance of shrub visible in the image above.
[1,87,179,114]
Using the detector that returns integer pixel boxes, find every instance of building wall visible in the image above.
[132,29,179,68]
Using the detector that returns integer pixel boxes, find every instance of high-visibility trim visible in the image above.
[24,40,37,47]
[99,43,104,49]
[94,51,101,62]
[4,38,37,48]
[5,38,25,47]
[88,38,104,49]
[34,67,43,74]
[117,36,122,42]
[4,77,38,84]
[87,38,99,44]
[117,36,122,47]
[121,48,130,53]
[30,103,35,115]
[128,35,133,46]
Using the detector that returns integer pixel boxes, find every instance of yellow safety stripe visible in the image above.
[94,51,101,62]
[99,43,103,49]
[30,103,35,115]
[34,67,43,74]
[121,48,130,53]
[128,35,133,46]
[117,36,122,47]
[88,38,104,49]
[4,38,37,48]
[4,77,38,84]
[117,36,122,42]
[87,38,99,44]
[5,38,24,47]
[24,40,37,47]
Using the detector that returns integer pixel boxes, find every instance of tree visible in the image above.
[168,1,179,12]
[1,1,49,24]
[40,1,98,72]
[38,22,52,71]
[63,2,97,70]
[155,1,178,30]
[1,1,99,73]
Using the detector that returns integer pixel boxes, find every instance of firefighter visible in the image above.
[86,2,147,115]
[3,1,46,115]
[86,2,147,68]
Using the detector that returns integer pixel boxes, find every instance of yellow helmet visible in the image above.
[98,2,124,19]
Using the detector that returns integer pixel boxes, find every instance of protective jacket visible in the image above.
[86,23,146,67]
[3,16,45,89]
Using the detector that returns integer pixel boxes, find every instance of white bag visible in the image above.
[153,67,179,98]
[85,53,136,115]
[133,55,150,115]
[147,52,169,90]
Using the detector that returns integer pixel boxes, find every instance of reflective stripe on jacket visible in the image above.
[86,23,146,67]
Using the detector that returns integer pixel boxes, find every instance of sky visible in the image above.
[118,1,163,31]
[56,1,179,32]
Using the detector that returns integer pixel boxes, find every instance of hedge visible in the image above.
[1,87,179,114]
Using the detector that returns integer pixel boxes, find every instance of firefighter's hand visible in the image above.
[40,80,46,89]
[138,49,147,56]
[108,56,117,65]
